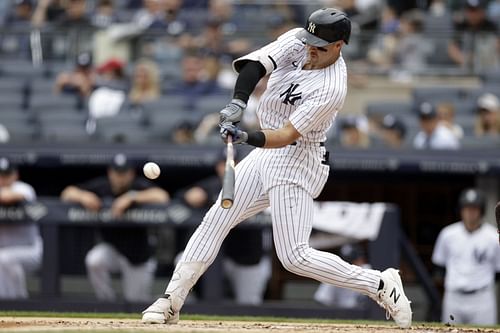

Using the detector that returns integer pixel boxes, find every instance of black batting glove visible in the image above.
[219,99,246,125]
[220,123,248,144]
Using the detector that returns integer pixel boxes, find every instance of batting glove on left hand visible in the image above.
[220,123,248,144]
[219,99,247,125]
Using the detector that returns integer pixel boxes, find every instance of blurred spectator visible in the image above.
[168,51,224,109]
[366,6,400,70]
[33,0,93,59]
[54,51,96,97]
[327,0,380,30]
[314,243,371,309]
[184,15,251,61]
[0,0,33,58]
[54,0,92,28]
[447,0,499,71]
[31,0,66,28]
[91,0,120,29]
[393,10,432,74]
[436,102,464,139]
[176,148,271,304]
[413,102,460,150]
[432,188,500,325]
[339,115,370,148]
[6,0,33,26]
[368,8,431,75]
[0,157,41,299]
[87,58,128,120]
[474,93,500,137]
[380,114,406,148]
[128,58,160,105]
[0,125,10,144]
[170,120,196,144]
[131,0,168,31]
[60,153,169,302]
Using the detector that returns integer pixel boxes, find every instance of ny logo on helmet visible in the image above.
[307,22,316,33]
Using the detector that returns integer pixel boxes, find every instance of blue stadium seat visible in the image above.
[366,101,413,119]
[412,87,466,107]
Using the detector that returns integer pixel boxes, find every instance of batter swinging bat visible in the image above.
[221,135,235,209]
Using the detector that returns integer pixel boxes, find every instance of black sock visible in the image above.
[378,279,384,291]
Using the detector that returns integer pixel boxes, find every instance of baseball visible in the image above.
[143,162,161,179]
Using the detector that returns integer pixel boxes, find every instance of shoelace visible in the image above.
[376,299,396,320]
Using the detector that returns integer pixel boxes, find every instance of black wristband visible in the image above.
[247,131,266,147]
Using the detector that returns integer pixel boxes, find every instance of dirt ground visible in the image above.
[1,317,500,333]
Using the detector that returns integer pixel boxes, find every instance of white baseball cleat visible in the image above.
[142,295,179,324]
[376,268,412,328]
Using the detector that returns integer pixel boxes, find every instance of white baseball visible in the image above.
[143,162,161,179]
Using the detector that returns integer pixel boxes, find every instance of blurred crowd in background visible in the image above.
[0,0,498,147]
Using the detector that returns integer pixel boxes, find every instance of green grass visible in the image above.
[0,310,429,325]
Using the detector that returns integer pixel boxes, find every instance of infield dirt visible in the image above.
[1,317,499,333]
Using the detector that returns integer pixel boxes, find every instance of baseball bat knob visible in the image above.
[221,198,233,209]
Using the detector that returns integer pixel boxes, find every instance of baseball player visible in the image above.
[142,8,412,328]
[0,157,41,299]
[432,188,500,325]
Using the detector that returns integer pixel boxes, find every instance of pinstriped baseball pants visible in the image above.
[181,145,381,298]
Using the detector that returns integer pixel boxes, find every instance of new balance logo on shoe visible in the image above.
[390,287,400,304]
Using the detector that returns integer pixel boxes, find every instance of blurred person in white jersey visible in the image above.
[432,188,500,325]
[142,8,412,328]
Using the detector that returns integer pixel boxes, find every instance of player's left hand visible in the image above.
[220,123,248,144]
[111,194,133,218]
[219,99,246,125]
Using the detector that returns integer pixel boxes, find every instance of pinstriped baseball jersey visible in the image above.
[176,26,382,306]
[233,28,348,143]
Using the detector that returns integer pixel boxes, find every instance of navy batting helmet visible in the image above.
[295,8,351,46]
[459,188,486,215]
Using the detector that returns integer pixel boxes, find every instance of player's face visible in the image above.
[108,168,135,194]
[305,41,343,69]
[461,205,482,231]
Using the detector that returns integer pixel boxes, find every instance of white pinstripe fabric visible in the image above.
[181,146,381,298]
[173,28,381,304]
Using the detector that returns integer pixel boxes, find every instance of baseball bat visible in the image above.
[221,135,235,209]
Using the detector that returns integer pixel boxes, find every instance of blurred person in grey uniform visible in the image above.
[413,102,460,150]
[432,188,500,325]
[0,157,41,299]
[61,153,169,302]
[177,148,271,305]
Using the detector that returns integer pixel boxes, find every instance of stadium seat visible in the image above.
[366,101,413,119]
[479,69,500,84]
[29,93,81,111]
[412,87,465,107]
[3,122,38,142]
[40,123,93,143]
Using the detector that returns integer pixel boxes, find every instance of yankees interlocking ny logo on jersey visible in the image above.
[308,22,316,33]
[280,83,302,105]
[473,247,487,263]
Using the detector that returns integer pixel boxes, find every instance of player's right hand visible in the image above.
[219,99,247,125]
[220,123,248,144]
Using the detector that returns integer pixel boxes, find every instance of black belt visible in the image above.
[290,141,325,146]
[456,286,489,294]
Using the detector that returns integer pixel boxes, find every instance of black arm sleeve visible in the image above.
[233,60,266,104]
